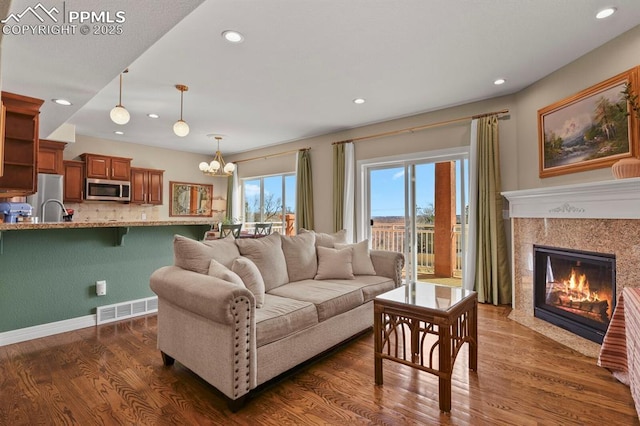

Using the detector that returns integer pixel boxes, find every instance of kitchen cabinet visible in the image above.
[130,167,164,205]
[63,160,84,203]
[80,153,131,181]
[0,91,44,198]
[38,140,66,174]
[0,101,5,177]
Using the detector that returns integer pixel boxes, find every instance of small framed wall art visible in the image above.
[169,181,213,217]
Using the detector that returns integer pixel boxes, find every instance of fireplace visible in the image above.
[533,245,616,344]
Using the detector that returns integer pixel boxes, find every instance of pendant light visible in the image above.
[110,69,130,125]
[173,84,190,137]
[199,136,236,176]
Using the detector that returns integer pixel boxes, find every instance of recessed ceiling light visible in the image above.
[353,98,366,104]
[147,113,159,119]
[222,30,244,43]
[596,8,616,19]
[52,98,72,106]
[114,131,124,135]
[494,78,506,85]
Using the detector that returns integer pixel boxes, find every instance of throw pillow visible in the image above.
[207,259,245,287]
[174,234,240,274]
[335,239,376,275]
[235,232,289,291]
[299,228,347,248]
[281,232,318,281]
[231,257,266,308]
[315,246,354,280]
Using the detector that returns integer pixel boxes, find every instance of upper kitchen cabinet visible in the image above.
[0,91,44,198]
[38,140,66,174]
[80,153,131,181]
[130,167,164,205]
[63,160,84,203]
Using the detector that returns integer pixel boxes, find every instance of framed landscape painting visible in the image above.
[538,67,639,178]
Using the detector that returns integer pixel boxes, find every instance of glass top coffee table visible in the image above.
[374,281,478,412]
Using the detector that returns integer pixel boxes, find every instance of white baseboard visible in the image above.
[0,315,96,347]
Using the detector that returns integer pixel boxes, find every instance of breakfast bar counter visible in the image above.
[0,220,215,250]
[0,220,214,337]
[0,219,215,231]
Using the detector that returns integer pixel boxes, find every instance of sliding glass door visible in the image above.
[364,153,467,285]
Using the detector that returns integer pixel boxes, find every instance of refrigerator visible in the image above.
[27,173,65,222]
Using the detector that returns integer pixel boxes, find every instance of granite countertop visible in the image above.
[0,219,216,231]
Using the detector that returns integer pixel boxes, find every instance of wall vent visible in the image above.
[96,296,158,325]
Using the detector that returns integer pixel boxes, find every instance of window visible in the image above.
[242,174,296,234]
[361,147,468,285]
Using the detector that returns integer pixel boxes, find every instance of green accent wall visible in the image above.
[0,225,206,332]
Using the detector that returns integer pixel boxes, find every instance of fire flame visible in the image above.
[562,268,599,302]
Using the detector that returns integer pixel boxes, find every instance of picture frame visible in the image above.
[538,67,639,178]
[169,181,213,217]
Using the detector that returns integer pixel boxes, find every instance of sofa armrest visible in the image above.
[150,265,255,324]
[370,250,405,286]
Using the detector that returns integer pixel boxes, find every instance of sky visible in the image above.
[370,161,467,218]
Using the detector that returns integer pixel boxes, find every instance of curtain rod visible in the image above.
[233,147,310,164]
[332,109,509,145]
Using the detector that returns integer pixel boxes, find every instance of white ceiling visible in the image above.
[2,0,640,156]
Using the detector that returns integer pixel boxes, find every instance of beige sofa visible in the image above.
[150,230,404,410]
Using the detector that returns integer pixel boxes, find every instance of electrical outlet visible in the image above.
[96,280,107,296]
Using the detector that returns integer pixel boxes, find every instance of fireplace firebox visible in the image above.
[533,245,615,344]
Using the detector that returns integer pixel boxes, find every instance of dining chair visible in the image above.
[254,223,273,236]
[220,223,242,238]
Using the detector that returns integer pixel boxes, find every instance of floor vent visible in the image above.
[97,296,158,325]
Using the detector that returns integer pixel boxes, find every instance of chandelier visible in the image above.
[199,136,236,176]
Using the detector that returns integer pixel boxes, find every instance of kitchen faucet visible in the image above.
[41,199,70,222]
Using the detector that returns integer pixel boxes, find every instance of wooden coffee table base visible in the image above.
[374,286,477,412]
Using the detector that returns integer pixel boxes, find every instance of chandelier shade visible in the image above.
[173,84,189,137]
[201,136,235,176]
[110,70,129,125]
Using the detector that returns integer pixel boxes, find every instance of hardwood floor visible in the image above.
[0,305,636,425]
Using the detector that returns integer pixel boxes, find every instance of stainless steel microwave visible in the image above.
[85,178,131,201]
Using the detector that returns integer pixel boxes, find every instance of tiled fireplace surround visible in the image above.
[503,177,640,358]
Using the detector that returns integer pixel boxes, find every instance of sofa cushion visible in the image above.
[268,279,364,321]
[299,228,347,248]
[231,257,266,308]
[255,294,318,347]
[325,275,396,302]
[207,259,245,287]
[236,233,289,291]
[281,232,318,281]
[335,239,376,275]
[174,234,240,274]
[315,246,354,280]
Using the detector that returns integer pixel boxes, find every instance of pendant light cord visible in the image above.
[118,73,123,107]
[180,90,184,120]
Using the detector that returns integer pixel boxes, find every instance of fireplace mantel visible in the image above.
[502,178,640,219]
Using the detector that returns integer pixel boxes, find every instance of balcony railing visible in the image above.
[240,220,465,278]
[370,223,465,277]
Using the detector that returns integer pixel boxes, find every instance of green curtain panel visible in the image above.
[475,115,511,305]
[226,174,233,220]
[333,143,345,232]
[296,149,314,230]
